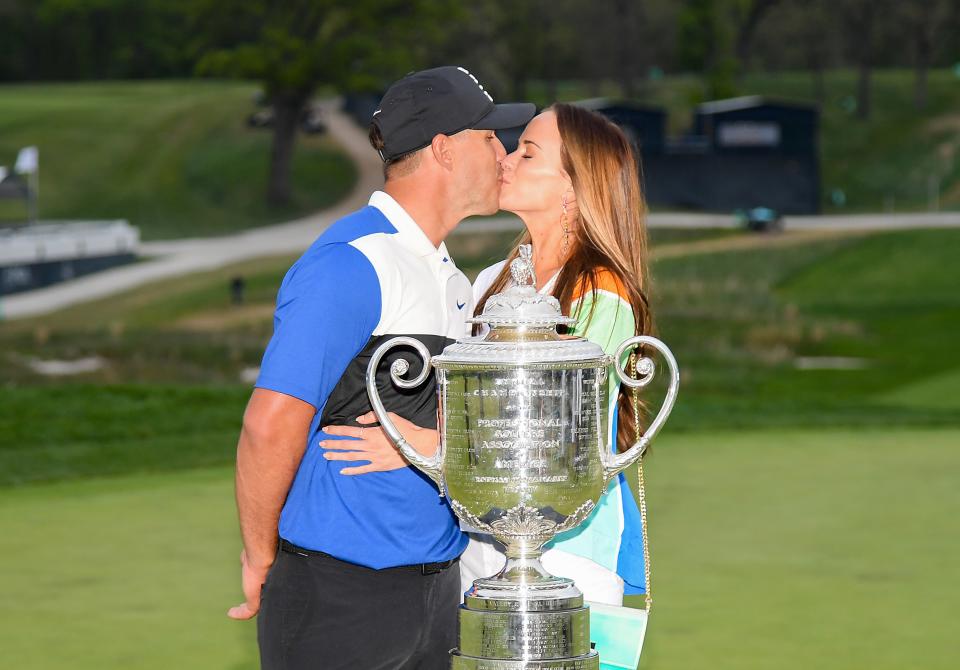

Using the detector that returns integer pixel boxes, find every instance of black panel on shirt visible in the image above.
[320,333,454,430]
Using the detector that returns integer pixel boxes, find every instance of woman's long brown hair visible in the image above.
[475,103,654,452]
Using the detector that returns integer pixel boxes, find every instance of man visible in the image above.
[228,66,534,670]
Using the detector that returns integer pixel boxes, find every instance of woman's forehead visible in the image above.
[520,111,560,146]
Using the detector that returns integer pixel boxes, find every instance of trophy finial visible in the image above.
[510,244,535,288]
[474,242,575,328]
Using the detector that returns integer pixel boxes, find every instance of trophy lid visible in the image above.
[435,245,606,365]
[466,244,575,329]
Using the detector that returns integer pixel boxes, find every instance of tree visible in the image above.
[732,1,846,79]
[898,0,953,110]
[839,0,892,120]
[804,1,829,105]
[731,0,782,74]
[491,0,543,102]
[193,0,455,206]
[0,0,194,81]
[677,0,738,100]
[613,0,644,98]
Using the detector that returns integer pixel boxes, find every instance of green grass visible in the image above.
[0,80,357,238]
[877,369,960,411]
[652,228,960,430]
[0,467,257,669]
[0,253,295,388]
[0,385,248,486]
[633,428,960,670]
[1,427,956,669]
[525,69,960,213]
[778,228,960,308]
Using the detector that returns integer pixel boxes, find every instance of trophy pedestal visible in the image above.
[451,653,599,670]
[451,562,600,670]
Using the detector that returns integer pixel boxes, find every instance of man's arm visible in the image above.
[226,242,382,619]
[228,388,316,620]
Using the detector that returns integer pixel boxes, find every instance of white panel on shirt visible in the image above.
[349,233,472,341]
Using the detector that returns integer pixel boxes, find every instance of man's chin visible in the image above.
[474,200,499,217]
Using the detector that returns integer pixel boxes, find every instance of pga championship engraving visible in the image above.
[366,245,679,669]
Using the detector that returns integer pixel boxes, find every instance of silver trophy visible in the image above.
[366,246,679,669]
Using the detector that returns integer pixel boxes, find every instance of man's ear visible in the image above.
[430,134,454,171]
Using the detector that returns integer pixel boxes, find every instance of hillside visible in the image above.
[0,80,357,239]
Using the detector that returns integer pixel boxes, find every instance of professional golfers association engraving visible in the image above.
[367,245,680,669]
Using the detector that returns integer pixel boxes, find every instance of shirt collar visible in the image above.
[368,191,449,259]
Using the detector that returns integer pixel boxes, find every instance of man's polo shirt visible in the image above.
[255,191,472,569]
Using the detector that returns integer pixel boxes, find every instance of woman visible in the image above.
[464,103,653,605]
[323,103,653,606]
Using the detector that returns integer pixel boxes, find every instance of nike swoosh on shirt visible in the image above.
[457,301,466,310]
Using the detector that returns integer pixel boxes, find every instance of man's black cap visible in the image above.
[371,66,535,162]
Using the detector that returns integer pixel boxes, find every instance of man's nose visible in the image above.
[493,136,507,161]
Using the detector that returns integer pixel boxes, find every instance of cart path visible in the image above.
[651,228,871,261]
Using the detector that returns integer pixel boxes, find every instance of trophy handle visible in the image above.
[365,336,446,495]
[601,335,680,483]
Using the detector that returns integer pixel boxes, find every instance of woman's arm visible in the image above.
[321,411,439,475]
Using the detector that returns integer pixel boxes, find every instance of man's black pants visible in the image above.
[258,541,461,670]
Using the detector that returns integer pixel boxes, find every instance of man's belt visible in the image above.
[280,539,458,575]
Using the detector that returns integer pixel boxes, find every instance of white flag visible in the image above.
[15,146,38,175]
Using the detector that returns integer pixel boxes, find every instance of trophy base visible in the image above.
[453,554,598,669]
[458,605,592,659]
[451,652,599,669]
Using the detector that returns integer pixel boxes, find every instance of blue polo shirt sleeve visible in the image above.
[255,243,381,409]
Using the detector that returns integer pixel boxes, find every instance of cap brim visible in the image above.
[472,103,536,130]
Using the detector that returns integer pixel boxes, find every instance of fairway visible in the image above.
[1,428,957,670]
[0,467,256,669]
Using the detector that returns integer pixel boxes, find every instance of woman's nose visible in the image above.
[501,150,519,171]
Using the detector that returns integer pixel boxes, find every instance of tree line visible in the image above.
[2,0,958,205]
[3,1,958,89]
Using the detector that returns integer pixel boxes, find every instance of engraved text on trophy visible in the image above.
[440,367,607,525]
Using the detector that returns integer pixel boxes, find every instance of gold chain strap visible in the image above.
[630,351,653,613]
